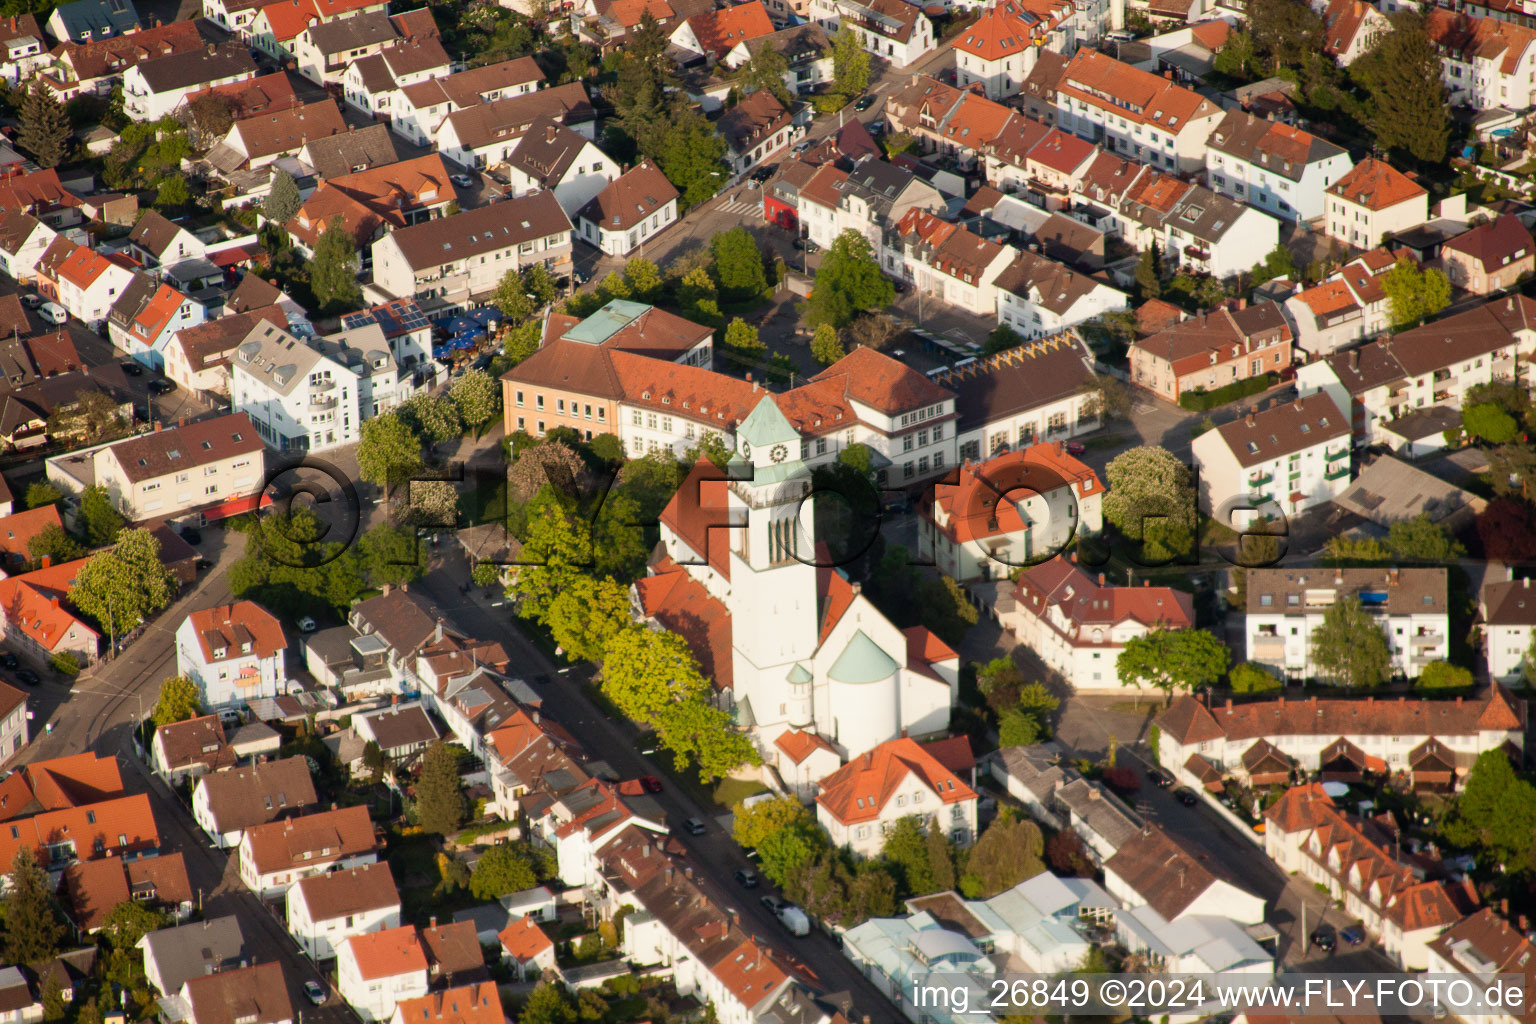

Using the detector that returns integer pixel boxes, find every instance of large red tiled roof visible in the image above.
[1058,48,1216,133]
[810,345,951,414]
[926,443,1101,544]
[657,459,735,582]
[687,0,773,59]
[634,556,733,691]
[242,805,378,875]
[1157,687,1526,745]
[394,982,504,1024]
[0,793,159,867]
[186,601,285,664]
[497,916,552,962]
[816,737,975,825]
[774,728,836,765]
[345,925,428,981]
[955,0,1071,60]
[1013,555,1194,637]
[1327,157,1426,210]
[0,505,63,563]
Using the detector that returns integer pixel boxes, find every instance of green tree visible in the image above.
[3,848,63,965]
[24,482,63,509]
[1229,661,1281,693]
[757,816,829,888]
[18,85,69,168]
[1380,256,1451,328]
[600,626,710,723]
[832,27,870,96]
[353,523,426,589]
[653,699,759,781]
[100,900,166,948]
[544,575,631,662]
[806,230,894,330]
[1462,402,1519,445]
[721,317,766,362]
[1116,628,1230,704]
[1385,513,1466,562]
[358,412,425,488]
[402,393,464,446]
[76,484,124,546]
[68,528,176,645]
[732,797,810,848]
[925,827,957,893]
[998,707,1044,746]
[1417,661,1473,689]
[1324,534,1391,563]
[1135,246,1161,299]
[712,227,769,301]
[1444,749,1536,870]
[1311,595,1392,687]
[1356,12,1450,164]
[732,45,791,104]
[984,324,1024,356]
[469,844,538,899]
[27,524,84,569]
[309,216,363,311]
[522,983,577,1024]
[1101,446,1197,547]
[655,111,729,212]
[1249,0,1324,72]
[264,169,302,224]
[839,442,874,477]
[975,655,1023,712]
[810,323,845,366]
[516,491,593,622]
[623,257,664,302]
[415,743,467,835]
[41,975,64,1024]
[881,816,936,896]
[362,740,386,783]
[450,369,502,433]
[964,814,1044,897]
[150,675,202,728]
[1213,27,1256,78]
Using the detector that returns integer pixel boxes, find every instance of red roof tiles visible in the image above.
[816,737,975,825]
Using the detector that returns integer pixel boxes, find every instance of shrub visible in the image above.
[1229,661,1281,693]
[812,92,850,114]
[1178,373,1279,412]
[49,652,80,677]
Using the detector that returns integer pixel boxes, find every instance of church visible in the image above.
[633,395,960,775]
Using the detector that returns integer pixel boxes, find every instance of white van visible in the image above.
[38,302,67,325]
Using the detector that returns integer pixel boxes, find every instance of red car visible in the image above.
[639,776,664,794]
[1064,441,1087,455]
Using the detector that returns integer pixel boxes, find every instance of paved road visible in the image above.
[414,547,901,1022]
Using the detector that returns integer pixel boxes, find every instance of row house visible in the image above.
[1052,48,1222,174]
[937,332,1102,461]
[533,778,666,889]
[1324,157,1428,250]
[1425,908,1536,1024]
[1204,108,1353,223]
[36,18,210,99]
[220,0,384,42]
[174,599,288,709]
[1425,8,1536,112]
[918,446,1104,584]
[371,193,573,314]
[1296,294,1536,449]
[718,91,800,178]
[286,861,400,959]
[388,56,545,147]
[238,805,380,896]
[190,757,318,847]
[434,83,597,173]
[292,8,409,86]
[1243,567,1451,682]
[993,249,1128,339]
[106,273,205,368]
[999,555,1193,692]
[1480,572,1536,683]
[834,0,934,65]
[482,706,590,826]
[217,100,348,172]
[1282,247,1400,359]
[978,111,1053,195]
[885,208,1014,317]
[340,35,453,121]
[815,737,979,854]
[62,853,193,933]
[1127,300,1293,403]
[798,154,944,256]
[1190,391,1353,518]
[954,0,1074,100]
[0,793,159,873]
[1264,785,1463,968]
[122,41,259,122]
[575,160,680,258]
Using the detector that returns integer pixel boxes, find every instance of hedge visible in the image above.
[1178,372,1279,412]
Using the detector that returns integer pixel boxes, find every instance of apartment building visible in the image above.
[919,444,1104,582]
[371,193,573,314]
[954,0,1074,100]
[994,250,1127,339]
[939,333,1102,461]
[388,56,544,147]
[1282,247,1400,358]
[835,0,934,65]
[505,118,621,215]
[1425,8,1536,112]
[718,91,799,178]
[1324,157,1429,249]
[1243,567,1450,681]
[230,321,363,453]
[1204,109,1352,222]
[174,600,288,709]
[1191,392,1352,518]
[815,737,979,855]
[1053,48,1221,174]
[1161,185,1280,280]
[886,208,1014,316]
[1481,573,1536,683]
[1426,909,1536,1024]
[122,42,258,122]
[1128,301,1293,403]
[799,155,944,254]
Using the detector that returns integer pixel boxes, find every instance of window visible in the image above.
[632,410,641,425]
[557,399,565,414]
[536,395,545,411]
[903,435,914,452]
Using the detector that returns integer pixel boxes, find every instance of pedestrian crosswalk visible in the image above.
[717,196,764,216]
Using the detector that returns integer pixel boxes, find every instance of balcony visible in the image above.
[311,377,335,392]
[1433,389,1451,402]
[1325,447,1349,461]
[1325,463,1349,481]
[1249,472,1274,487]
[1433,369,1452,383]
[310,394,337,409]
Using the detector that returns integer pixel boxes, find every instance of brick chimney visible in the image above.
[41,556,50,568]
[1349,349,1359,370]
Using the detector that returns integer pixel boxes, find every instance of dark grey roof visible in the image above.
[303,123,401,180]
[137,42,256,94]
[49,0,140,40]
[138,916,246,995]
[839,154,916,217]
[385,192,572,271]
[1166,185,1249,245]
[306,9,395,54]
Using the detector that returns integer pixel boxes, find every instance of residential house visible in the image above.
[287,862,401,960]
[993,250,1127,338]
[998,555,1195,692]
[798,154,943,254]
[45,0,139,43]
[0,212,57,285]
[1191,392,1353,518]
[772,730,841,802]
[1161,185,1281,280]
[163,962,293,1024]
[44,242,134,330]
[0,793,159,871]
[421,921,488,988]
[219,100,349,171]
[433,83,598,172]
[505,118,621,215]
[151,715,237,784]
[1242,567,1452,681]
[46,412,265,524]
[389,56,544,147]
[1053,48,1222,174]
[670,1,773,63]
[954,0,1074,100]
[127,210,206,271]
[61,852,193,932]
[1265,785,1463,967]
[0,968,41,1024]
[918,444,1104,583]
[1204,109,1353,223]
[1103,823,1268,929]
[1425,909,1536,1024]
[191,758,319,848]
[123,42,259,122]
[290,9,398,85]
[173,600,288,711]
[106,274,206,369]
[353,703,439,766]
[815,737,979,855]
[1282,247,1401,358]
[0,15,48,87]
[1438,214,1536,295]
[721,24,833,95]
[0,559,99,670]
[163,307,288,397]
[0,505,63,573]
[336,925,428,1020]
[978,111,1053,194]
[388,984,504,1024]
[835,0,934,65]
[285,152,454,260]
[717,91,798,178]
[1319,0,1388,65]
[575,160,680,257]
[1325,158,1430,250]
[1425,8,1536,113]
[1481,573,1536,683]
[300,124,401,180]
[238,805,381,897]
[340,35,453,120]
[0,170,84,231]
[886,209,1013,316]
[1128,301,1293,403]
[940,332,1102,461]
[137,916,246,998]
[371,193,573,314]
[496,917,554,981]
[37,20,210,99]
[335,298,435,380]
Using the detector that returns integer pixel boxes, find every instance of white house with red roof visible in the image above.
[887,208,1015,316]
[174,600,288,709]
[954,0,1073,100]
[1425,8,1536,114]
[772,729,841,800]
[1324,157,1429,249]
[497,917,555,981]
[920,442,1103,583]
[1282,247,1400,358]
[0,557,99,669]
[337,925,429,1021]
[1203,108,1352,223]
[389,984,505,1024]
[814,736,979,855]
[50,241,134,330]
[286,861,401,959]
[1264,784,1463,967]
[1001,555,1195,692]
[106,275,206,368]
[1053,49,1222,174]
[669,1,774,63]
[635,397,960,766]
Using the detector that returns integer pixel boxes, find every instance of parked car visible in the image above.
[296,616,318,633]
[38,302,66,325]
[1064,441,1087,455]
[682,817,707,835]
[15,670,38,687]
[148,378,176,395]
[19,294,41,309]
[891,279,909,293]
[854,94,877,111]
[734,869,759,888]
[451,174,475,188]
[1174,787,1198,806]
[760,894,787,914]
[639,776,663,794]
[1340,927,1364,945]
[122,361,142,376]
[1147,766,1174,788]
[0,654,15,670]
[304,981,326,1006]
[1310,929,1335,953]
[793,139,814,154]
[868,120,886,134]
[752,166,773,183]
